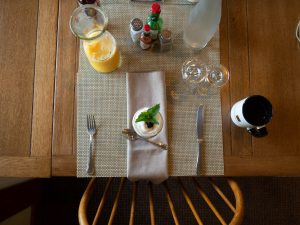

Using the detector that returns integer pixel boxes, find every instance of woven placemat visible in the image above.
[77,1,224,177]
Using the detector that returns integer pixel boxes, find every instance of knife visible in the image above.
[196,105,204,175]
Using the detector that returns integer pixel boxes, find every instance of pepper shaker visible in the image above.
[159,29,172,52]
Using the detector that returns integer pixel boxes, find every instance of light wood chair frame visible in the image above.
[78,177,244,225]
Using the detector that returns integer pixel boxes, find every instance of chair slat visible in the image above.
[129,182,137,225]
[92,177,113,225]
[227,179,244,225]
[208,178,236,213]
[193,178,227,225]
[79,177,97,225]
[163,182,180,225]
[148,182,155,225]
[178,178,204,225]
[108,177,125,225]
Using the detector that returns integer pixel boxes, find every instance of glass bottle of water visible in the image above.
[183,0,222,49]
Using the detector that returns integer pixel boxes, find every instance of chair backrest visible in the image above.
[78,177,244,225]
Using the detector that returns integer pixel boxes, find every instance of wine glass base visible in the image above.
[168,80,220,102]
[169,80,220,103]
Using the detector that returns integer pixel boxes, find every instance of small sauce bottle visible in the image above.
[140,24,152,50]
[130,18,143,43]
[146,3,163,40]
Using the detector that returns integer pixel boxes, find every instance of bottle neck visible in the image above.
[150,12,160,21]
[143,31,150,37]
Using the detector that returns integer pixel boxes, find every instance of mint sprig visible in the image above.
[135,104,160,125]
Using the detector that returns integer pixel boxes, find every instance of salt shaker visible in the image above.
[130,18,143,43]
[159,29,172,52]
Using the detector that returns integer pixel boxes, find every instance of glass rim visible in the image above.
[69,5,108,41]
[182,58,205,65]
[206,64,230,86]
[83,31,117,62]
[181,58,207,82]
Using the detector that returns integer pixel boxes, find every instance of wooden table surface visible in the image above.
[1,0,300,177]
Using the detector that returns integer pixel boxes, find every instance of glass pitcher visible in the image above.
[183,0,222,49]
[70,5,120,73]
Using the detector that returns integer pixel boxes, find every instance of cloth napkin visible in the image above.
[126,71,168,184]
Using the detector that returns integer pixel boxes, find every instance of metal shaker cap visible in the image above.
[130,18,143,31]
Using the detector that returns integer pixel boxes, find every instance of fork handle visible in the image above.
[136,136,168,150]
[87,137,94,175]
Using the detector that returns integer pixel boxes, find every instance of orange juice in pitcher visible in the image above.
[83,30,120,73]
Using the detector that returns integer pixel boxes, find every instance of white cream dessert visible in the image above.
[132,107,163,138]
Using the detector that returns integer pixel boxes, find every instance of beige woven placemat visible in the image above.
[77,1,224,177]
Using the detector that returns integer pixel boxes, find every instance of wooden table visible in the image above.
[1,0,300,177]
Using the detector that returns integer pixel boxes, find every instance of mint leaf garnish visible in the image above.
[135,104,160,125]
[147,104,160,116]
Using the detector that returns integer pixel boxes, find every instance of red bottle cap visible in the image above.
[151,3,161,14]
[144,24,150,32]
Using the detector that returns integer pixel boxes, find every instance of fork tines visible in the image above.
[87,115,96,131]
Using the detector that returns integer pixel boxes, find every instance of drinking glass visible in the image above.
[70,5,120,73]
[181,58,207,94]
[181,58,229,96]
[198,64,230,95]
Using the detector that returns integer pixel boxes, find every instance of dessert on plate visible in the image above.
[132,104,163,138]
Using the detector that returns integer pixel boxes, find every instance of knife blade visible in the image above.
[196,105,204,175]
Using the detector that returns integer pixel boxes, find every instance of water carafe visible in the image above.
[183,0,222,49]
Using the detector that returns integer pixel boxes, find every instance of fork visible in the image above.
[87,115,96,175]
[122,128,168,150]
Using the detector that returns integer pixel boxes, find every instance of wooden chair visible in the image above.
[78,177,244,225]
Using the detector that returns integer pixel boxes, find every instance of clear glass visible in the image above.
[70,5,120,73]
[172,58,229,98]
[70,5,107,40]
[181,58,207,94]
[197,64,230,95]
